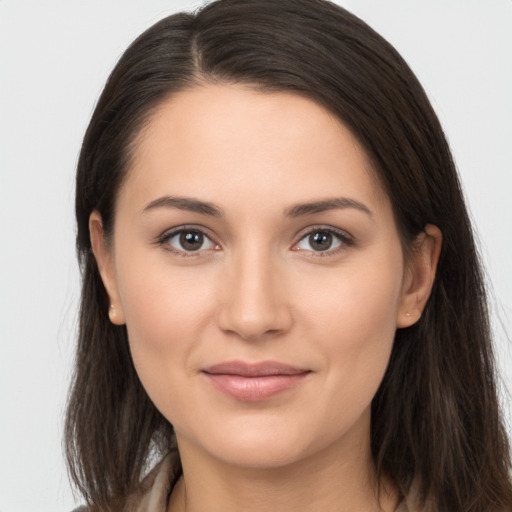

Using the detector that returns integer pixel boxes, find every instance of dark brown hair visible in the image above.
[66,1,512,510]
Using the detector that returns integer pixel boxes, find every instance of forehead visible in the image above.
[120,84,388,216]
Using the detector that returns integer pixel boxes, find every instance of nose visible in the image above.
[216,248,293,341]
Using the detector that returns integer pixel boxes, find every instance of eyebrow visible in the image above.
[142,195,372,218]
[284,197,372,218]
[142,196,223,217]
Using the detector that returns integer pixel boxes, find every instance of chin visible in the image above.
[208,437,312,470]
[179,414,342,470]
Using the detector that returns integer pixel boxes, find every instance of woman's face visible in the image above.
[93,84,429,469]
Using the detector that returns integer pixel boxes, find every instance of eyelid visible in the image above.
[291,225,354,257]
[154,224,354,258]
[156,225,220,257]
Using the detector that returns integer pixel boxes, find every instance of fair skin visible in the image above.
[90,84,441,512]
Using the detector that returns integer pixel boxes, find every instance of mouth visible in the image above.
[201,360,311,402]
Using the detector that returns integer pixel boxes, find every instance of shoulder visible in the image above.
[71,450,181,512]
[126,451,181,511]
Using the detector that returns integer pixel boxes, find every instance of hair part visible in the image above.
[66,1,512,510]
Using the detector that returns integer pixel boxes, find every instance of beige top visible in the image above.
[75,452,410,511]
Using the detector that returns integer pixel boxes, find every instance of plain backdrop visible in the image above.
[1,1,511,511]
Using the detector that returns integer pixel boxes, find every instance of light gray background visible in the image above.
[1,1,511,511]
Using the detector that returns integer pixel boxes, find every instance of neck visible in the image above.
[168,412,399,512]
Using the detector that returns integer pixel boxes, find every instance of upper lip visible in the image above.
[202,360,310,377]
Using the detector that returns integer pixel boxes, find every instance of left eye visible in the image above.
[165,229,216,253]
[295,229,345,252]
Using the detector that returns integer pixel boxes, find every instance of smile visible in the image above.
[202,361,311,402]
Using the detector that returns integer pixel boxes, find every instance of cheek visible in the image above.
[116,255,216,407]
[299,257,403,404]
[301,254,403,335]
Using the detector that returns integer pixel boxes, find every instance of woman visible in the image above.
[66,0,512,511]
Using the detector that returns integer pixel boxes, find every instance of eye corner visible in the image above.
[291,226,355,258]
[156,225,220,258]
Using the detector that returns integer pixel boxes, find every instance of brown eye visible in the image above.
[308,231,333,251]
[296,229,347,253]
[180,231,204,251]
[163,229,216,254]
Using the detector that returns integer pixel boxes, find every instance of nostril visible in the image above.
[216,299,293,341]
[216,260,293,340]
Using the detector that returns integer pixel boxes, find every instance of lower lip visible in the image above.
[203,373,310,402]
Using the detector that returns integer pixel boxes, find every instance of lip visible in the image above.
[202,360,311,402]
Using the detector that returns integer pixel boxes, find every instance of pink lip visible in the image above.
[202,361,311,402]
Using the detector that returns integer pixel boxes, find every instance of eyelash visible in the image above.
[156,225,219,258]
[156,225,354,258]
[293,226,354,257]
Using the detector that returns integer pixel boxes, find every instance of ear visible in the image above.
[89,211,126,325]
[397,224,442,328]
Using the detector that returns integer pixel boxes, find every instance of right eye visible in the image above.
[160,228,218,256]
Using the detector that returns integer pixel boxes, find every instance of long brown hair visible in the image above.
[65,1,512,510]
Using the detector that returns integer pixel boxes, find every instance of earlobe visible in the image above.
[89,211,126,325]
[397,224,442,328]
